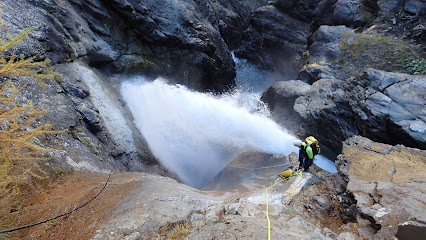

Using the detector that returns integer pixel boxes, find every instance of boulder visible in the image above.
[293,79,356,158]
[298,25,354,83]
[260,80,311,136]
[264,68,425,158]
[352,69,426,150]
[335,136,426,239]
[377,0,405,19]
[332,0,377,28]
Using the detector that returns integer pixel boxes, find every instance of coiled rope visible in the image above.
[0,171,112,234]
[266,170,303,240]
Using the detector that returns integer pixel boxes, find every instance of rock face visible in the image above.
[0,0,266,176]
[235,5,310,79]
[2,0,266,92]
[91,151,354,240]
[351,69,426,149]
[335,136,426,240]
[262,69,426,157]
[298,25,354,83]
[260,80,311,137]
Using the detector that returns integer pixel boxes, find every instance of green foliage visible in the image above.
[403,58,426,75]
[337,32,426,76]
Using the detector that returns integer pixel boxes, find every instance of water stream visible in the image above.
[121,77,297,188]
[120,57,336,188]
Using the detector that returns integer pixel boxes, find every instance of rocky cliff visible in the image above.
[2,0,424,178]
[1,0,425,239]
[0,0,267,177]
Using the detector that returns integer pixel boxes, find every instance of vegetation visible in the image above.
[0,15,63,197]
[156,222,191,240]
[337,32,426,76]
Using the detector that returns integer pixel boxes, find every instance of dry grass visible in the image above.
[336,32,426,76]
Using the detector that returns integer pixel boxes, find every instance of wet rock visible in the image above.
[76,104,103,133]
[235,5,310,79]
[294,79,356,157]
[260,80,310,136]
[203,151,292,191]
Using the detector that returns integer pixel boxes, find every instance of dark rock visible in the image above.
[264,68,425,158]
[274,0,323,23]
[377,0,405,19]
[76,104,103,133]
[235,5,310,79]
[404,0,425,15]
[313,194,334,212]
[332,0,377,28]
[309,25,354,64]
[303,25,354,82]
[297,64,335,84]
[294,79,356,158]
[260,80,311,136]
[63,82,90,99]
[396,221,426,240]
[352,69,426,150]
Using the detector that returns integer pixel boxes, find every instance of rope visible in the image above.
[228,163,291,170]
[0,171,113,234]
[266,170,303,240]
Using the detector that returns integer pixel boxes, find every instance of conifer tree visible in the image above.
[0,13,63,195]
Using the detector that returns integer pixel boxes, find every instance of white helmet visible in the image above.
[293,139,302,147]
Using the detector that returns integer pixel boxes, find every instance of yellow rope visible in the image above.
[266,171,303,240]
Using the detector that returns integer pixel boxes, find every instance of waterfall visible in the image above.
[121,78,296,188]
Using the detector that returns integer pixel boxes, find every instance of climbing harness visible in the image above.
[0,171,112,234]
[266,170,303,240]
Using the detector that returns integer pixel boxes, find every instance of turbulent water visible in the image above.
[121,78,296,188]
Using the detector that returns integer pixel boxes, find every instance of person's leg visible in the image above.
[298,150,304,168]
[304,158,313,171]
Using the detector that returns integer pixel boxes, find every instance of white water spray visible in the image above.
[121,78,296,188]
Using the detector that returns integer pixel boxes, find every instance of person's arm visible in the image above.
[306,146,314,160]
